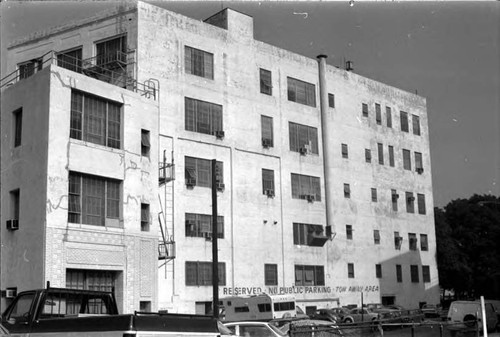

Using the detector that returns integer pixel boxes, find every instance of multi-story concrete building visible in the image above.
[1,2,439,314]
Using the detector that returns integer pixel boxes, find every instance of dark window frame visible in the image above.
[289,122,319,154]
[185,46,214,80]
[13,108,22,147]
[406,192,415,213]
[346,224,353,240]
[422,265,430,283]
[328,93,335,108]
[293,223,324,246]
[403,149,412,170]
[371,188,378,202]
[378,143,384,165]
[295,265,325,286]
[291,173,321,201]
[362,103,368,117]
[375,104,382,124]
[365,149,372,163]
[374,229,380,244]
[261,115,274,147]
[185,213,224,239]
[287,77,316,107]
[417,193,426,215]
[264,264,278,286]
[412,115,421,136]
[386,106,392,128]
[260,68,272,95]
[185,97,223,136]
[347,263,355,278]
[341,143,349,158]
[396,264,402,283]
[141,129,150,158]
[141,203,150,232]
[388,145,395,167]
[376,264,382,278]
[420,234,428,251]
[262,169,275,196]
[185,261,226,286]
[400,111,409,132]
[185,156,223,188]
[410,265,419,283]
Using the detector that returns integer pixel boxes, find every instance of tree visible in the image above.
[435,194,500,299]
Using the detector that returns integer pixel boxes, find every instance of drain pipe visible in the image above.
[317,55,334,234]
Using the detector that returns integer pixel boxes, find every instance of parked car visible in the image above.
[365,303,384,312]
[0,323,9,337]
[421,304,440,318]
[280,319,343,336]
[309,309,339,323]
[446,300,498,336]
[343,308,378,323]
[225,321,288,337]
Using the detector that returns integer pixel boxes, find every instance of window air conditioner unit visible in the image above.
[395,237,403,249]
[392,193,399,200]
[186,178,196,187]
[408,196,415,202]
[5,288,17,299]
[265,189,275,198]
[262,138,272,148]
[299,147,308,155]
[216,183,225,192]
[306,194,316,203]
[185,220,196,231]
[417,168,424,174]
[214,130,225,139]
[6,219,19,231]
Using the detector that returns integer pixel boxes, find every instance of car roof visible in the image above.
[225,322,270,325]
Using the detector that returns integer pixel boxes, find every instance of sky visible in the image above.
[1,0,499,207]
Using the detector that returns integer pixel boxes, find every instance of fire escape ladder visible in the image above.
[158,194,175,264]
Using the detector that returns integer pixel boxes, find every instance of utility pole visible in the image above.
[211,159,219,318]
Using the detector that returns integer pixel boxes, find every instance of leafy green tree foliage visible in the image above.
[435,195,500,299]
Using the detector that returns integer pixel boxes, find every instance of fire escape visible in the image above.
[158,150,176,266]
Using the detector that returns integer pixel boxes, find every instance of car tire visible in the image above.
[463,314,477,328]
[344,318,353,324]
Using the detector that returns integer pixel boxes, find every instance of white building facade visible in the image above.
[0,2,439,314]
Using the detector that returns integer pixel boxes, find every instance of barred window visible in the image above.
[18,58,42,80]
[396,265,402,283]
[262,169,275,195]
[410,265,419,283]
[70,90,122,149]
[185,156,223,188]
[57,48,82,73]
[347,263,355,278]
[185,261,226,286]
[185,46,214,79]
[420,234,428,251]
[295,265,324,286]
[141,203,150,232]
[291,173,321,201]
[289,122,318,154]
[260,68,272,95]
[265,264,278,286]
[386,106,392,128]
[388,145,395,167]
[96,35,127,66]
[185,97,223,136]
[67,269,115,292]
[417,193,426,215]
[378,143,384,165]
[293,223,324,246]
[287,77,316,107]
[376,264,382,278]
[375,104,381,124]
[185,213,224,239]
[403,149,412,170]
[261,115,274,147]
[412,115,421,136]
[68,171,121,227]
[422,265,430,283]
[400,111,409,132]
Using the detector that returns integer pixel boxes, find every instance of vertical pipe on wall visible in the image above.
[317,55,334,231]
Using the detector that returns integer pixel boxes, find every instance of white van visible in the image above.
[220,294,297,322]
[447,300,498,335]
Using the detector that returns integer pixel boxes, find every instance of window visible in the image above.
[386,107,392,128]
[70,90,122,149]
[365,149,372,163]
[412,115,421,135]
[406,192,415,213]
[417,194,426,215]
[18,58,42,79]
[185,157,223,188]
[185,261,226,286]
[400,111,409,132]
[347,263,355,278]
[260,68,272,95]
[415,152,423,173]
[394,231,402,250]
[388,146,395,167]
[420,234,428,251]
[265,264,278,286]
[262,169,275,196]
[295,265,324,286]
[344,183,351,199]
[346,225,353,240]
[96,35,127,66]
[362,103,368,117]
[141,129,150,157]
[289,122,318,154]
[328,93,335,108]
[376,264,382,278]
[261,115,274,147]
[375,104,381,124]
[140,301,151,312]
[371,188,378,202]
[185,213,224,239]
[378,143,384,164]
[422,265,430,283]
[409,233,417,251]
[341,144,348,158]
[403,149,412,170]
[396,265,402,283]
[13,108,22,147]
[410,265,419,283]
[291,173,321,201]
[185,97,223,136]
[66,269,115,292]
[374,230,380,244]
[57,48,82,72]
[10,189,20,221]
[287,77,316,107]
[141,203,150,232]
[293,223,324,246]
[391,189,399,211]
[68,172,121,227]
[185,46,214,79]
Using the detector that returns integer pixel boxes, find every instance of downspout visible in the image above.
[317,55,334,232]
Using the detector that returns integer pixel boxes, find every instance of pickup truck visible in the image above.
[0,285,220,337]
